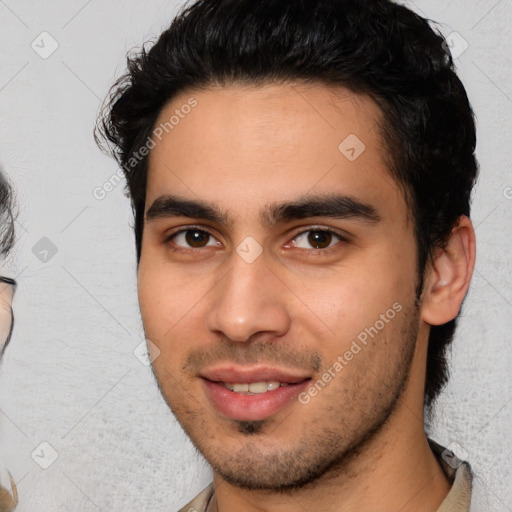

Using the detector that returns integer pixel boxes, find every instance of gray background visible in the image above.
[0,0,510,510]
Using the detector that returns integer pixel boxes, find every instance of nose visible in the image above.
[206,250,291,343]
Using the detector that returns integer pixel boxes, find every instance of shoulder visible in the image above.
[176,483,214,512]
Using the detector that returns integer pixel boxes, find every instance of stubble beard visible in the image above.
[152,301,421,492]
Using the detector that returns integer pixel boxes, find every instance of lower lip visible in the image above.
[202,379,310,421]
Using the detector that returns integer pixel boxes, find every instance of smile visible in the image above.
[223,381,290,394]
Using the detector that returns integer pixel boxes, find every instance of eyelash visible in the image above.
[164,225,347,255]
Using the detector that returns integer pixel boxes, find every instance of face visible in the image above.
[0,277,15,357]
[138,83,425,490]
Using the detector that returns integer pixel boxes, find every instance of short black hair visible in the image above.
[96,0,479,410]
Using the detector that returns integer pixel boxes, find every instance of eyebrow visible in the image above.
[145,193,381,227]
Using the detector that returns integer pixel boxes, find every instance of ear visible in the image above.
[421,216,476,326]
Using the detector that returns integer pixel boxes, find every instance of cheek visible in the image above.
[298,268,400,320]
[137,257,211,347]
[293,256,416,351]
[138,258,177,339]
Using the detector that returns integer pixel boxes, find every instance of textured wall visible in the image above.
[0,0,510,510]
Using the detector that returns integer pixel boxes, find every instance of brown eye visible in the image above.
[291,229,343,251]
[185,230,210,248]
[307,230,333,249]
[170,229,219,249]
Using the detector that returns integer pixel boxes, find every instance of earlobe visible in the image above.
[421,216,476,326]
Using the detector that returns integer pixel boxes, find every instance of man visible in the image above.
[96,0,478,510]
[0,169,18,512]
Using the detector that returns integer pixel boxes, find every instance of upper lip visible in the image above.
[200,364,311,384]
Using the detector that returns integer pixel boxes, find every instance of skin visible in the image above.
[0,283,14,354]
[0,281,17,511]
[137,82,475,511]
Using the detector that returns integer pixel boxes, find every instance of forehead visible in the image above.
[146,82,405,220]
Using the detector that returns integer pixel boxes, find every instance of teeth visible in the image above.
[224,381,285,394]
[247,382,267,393]
[232,383,249,392]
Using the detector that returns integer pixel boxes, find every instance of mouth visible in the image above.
[223,381,290,394]
[200,365,312,421]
